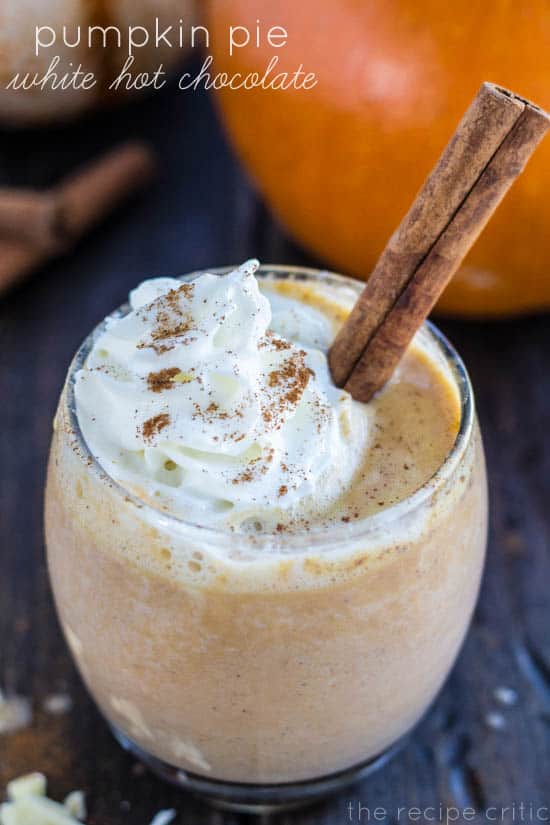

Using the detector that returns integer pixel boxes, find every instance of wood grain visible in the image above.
[0,71,548,824]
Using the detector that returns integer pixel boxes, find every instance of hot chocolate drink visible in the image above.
[45,263,487,802]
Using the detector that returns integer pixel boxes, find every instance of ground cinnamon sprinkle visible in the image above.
[174,283,194,300]
[206,402,229,419]
[147,367,180,393]
[263,350,313,425]
[193,401,231,422]
[278,485,288,497]
[232,450,274,486]
[261,331,292,351]
[142,413,170,440]
[232,468,253,485]
[151,316,193,343]
[138,283,196,355]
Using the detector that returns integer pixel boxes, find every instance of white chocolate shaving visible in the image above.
[63,791,86,821]
[149,810,177,825]
[1,773,85,825]
[0,691,32,735]
[6,773,46,802]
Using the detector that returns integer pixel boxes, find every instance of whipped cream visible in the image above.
[75,261,369,531]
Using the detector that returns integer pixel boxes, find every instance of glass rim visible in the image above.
[64,264,475,551]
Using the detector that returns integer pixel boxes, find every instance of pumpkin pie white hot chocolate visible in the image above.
[45,262,487,803]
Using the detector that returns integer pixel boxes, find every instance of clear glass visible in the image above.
[45,266,488,812]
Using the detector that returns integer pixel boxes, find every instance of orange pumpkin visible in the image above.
[206,0,550,317]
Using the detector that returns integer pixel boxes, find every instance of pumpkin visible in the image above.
[0,0,198,124]
[206,0,550,317]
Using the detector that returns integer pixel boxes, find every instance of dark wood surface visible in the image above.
[0,72,548,824]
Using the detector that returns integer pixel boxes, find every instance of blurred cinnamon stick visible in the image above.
[0,191,59,250]
[0,141,156,294]
[329,82,550,403]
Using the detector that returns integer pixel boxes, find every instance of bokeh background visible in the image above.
[0,3,549,823]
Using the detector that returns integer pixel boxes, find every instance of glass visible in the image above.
[45,266,488,812]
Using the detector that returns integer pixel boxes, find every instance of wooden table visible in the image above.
[1,74,548,824]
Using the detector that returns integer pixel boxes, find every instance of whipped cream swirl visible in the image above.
[75,261,369,531]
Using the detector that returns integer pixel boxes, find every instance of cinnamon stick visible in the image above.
[0,141,156,294]
[328,83,550,402]
[0,239,46,294]
[53,142,156,244]
[0,191,59,250]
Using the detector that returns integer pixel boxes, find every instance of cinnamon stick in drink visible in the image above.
[328,83,550,402]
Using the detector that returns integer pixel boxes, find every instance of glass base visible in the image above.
[110,724,402,813]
